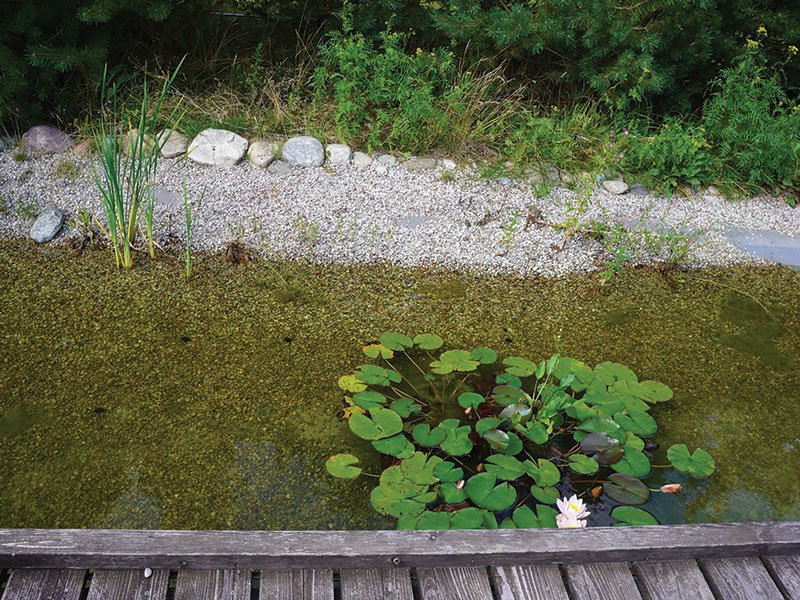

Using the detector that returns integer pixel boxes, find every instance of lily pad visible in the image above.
[516,420,548,444]
[611,446,651,478]
[492,385,528,406]
[530,485,560,504]
[594,361,638,386]
[604,473,650,505]
[430,350,480,374]
[433,461,464,483]
[415,510,452,530]
[496,373,522,388]
[464,472,517,511]
[412,423,447,447]
[348,407,403,440]
[352,390,387,410]
[667,444,716,478]
[363,343,394,359]
[401,452,443,485]
[614,410,657,436]
[498,402,532,423]
[475,418,503,436]
[568,454,599,474]
[390,397,421,417]
[523,459,561,488]
[440,482,467,503]
[511,504,558,529]
[611,505,659,526]
[338,374,367,393]
[438,420,473,456]
[354,364,401,387]
[413,333,444,350]
[325,454,362,479]
[484,454,526,480]
[482,428,510,452]
[372,433,415,458]
[379,331,414,351]
[450,507,488,529]
[499,431,524,456]
[471,347,498,364]
[458,392,485,410]
[503,356,538,377]
[579,431,615,454]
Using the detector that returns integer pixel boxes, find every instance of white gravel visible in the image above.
[1,149,799,276]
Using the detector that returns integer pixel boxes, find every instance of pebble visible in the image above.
[30,206,65,243]
[352,152,372,169]
[267,160,292,175]
[376,154,397,166]
[402,157,437,172]
[248,141,276,168]
[602,179,629,195]
[326,144,352,165]
[158,129,189,159]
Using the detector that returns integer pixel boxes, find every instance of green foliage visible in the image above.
[327,333,715,530]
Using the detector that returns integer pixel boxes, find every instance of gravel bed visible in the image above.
[1,150,798,276]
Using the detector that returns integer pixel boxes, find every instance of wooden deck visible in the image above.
[0,522,798,599]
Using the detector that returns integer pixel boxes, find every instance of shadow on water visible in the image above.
[0,240,798,529]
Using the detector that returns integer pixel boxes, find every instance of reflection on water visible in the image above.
[0,240,798,529]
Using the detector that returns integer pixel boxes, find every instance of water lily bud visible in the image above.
[591,486,602,498]
[455,480,465,490]
[660,483,682,494]
[465,407,472,415]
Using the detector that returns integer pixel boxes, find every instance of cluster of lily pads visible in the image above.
[327,332,715,530]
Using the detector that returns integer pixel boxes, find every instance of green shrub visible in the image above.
[702,46,800,195]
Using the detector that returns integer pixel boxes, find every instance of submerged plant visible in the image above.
[327,332,715,530]
[92,60,184,269]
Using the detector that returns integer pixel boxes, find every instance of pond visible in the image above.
[1,239,798,529]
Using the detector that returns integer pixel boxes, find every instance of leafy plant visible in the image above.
[326,332,715,530]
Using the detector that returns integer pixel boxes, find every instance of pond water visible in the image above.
[1,240,799,529]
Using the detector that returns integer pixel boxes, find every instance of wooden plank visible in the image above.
[491,565,569,600]
[1,568,85,600]
[762,555,800,599]
[0,522,798,569]
[87,569,170,600]
[564,563,642,600]
[700,557,784,599]
[259,569,334,600]
[417,567,493,600]
[339,568,413,600]
[634,561,714,600]
[174,569,251,600]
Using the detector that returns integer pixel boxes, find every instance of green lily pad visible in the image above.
[496,373,522,388]
[569,454,599,474]
[464,472,517,511]
[475,418,503,436]
[499,432,524,456]
[634,380,673,403]
[433,461,464,483]
[594,361,638,386]
[325,454,362,479]
[362,343,394,359]
[484,454,526,480]
[413,333,444,350]
[412,423,447,447]
[611,506,659,526]
[516,421,548,444]
[498,402,532,423]
[401,452,443,485]
[415,510,451,530]
[611,446,651,478]
[354,364,401,387]
[667,444,716,478]
[379,331,414,351]
[614,410,658,436]
[593,442,624,466]
[577,417,626,442]
[503,356,538,377]
[523,459,561,487]
[579,431,616,453]
[430,350,480,374]
[492,385,528,406]
[511,504,558,528]
[348,407,403,440]
[372,433,415,458]
[458,392,485,410]
[470,347,498,364]
[439,421,474,456]
[482,428,510,452]
[351,390,387,410]
[440,482,467,503]
[450,507,487,529]
[604,473,650,505]
[390,397,421,417]
[338,374,367,393]
[566,400,597,421]
[530,485,560,504]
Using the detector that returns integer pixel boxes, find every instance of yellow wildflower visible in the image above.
[756,26,767,36]
[746,38,760,49]
[789,45,799,56]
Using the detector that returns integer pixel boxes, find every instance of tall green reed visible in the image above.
[92,59,184,269]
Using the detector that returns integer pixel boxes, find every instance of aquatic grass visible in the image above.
[92,59,184,269]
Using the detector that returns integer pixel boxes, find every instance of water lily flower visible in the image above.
[556,513,588,528]
[455,479,465,490]
[660,483,683,494]
[557,494,590,520]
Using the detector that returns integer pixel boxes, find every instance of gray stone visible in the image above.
[153,186,182,207]
[22,125,74,155]
[158,129,189,159]
[402,157,437,172]
[724,228,800,271]
[495,177,513,186]
[440,159,457,171]
[267,159,293,175]
[628,183,648,196]
[247,140,276,168]
[188,128,249,167]
[398,215,437,229]
[374,164,389,175]
[376,154,397,166]
[30,206,64,243]
[281,136,324,167]
[326,143,352,165]
[602,179,629,195]
[352,151,372,169]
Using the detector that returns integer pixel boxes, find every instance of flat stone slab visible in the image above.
[22,126,74,155]
[281,136,324,167]
[30,207,64,243]
[725,227,800,271]
[188,129,248,167]
[153,187,183,207]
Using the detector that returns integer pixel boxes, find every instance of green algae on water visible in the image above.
[0,240,799,529]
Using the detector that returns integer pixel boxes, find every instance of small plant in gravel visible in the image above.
[327,332,715,530]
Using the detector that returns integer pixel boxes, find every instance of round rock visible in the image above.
[22,125,74,155]
[352,151,372,169]
[248,141,277,168]
[188,129,249,167]
[30,206,65,243]
[281,136,324,167]
[376,154,397,166]
[402,157,437,172]
[602,179,629,195]
[326,144,352,165]
[158,129,189,159]
[267,160,293,175]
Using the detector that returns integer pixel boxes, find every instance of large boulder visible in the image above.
[30,207,65,243]
[281,136,324,167]
[187,129,249,167]
[22,125,74,155]
[158,129,189,159]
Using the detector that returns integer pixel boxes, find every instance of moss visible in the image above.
[0,240,799,529]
